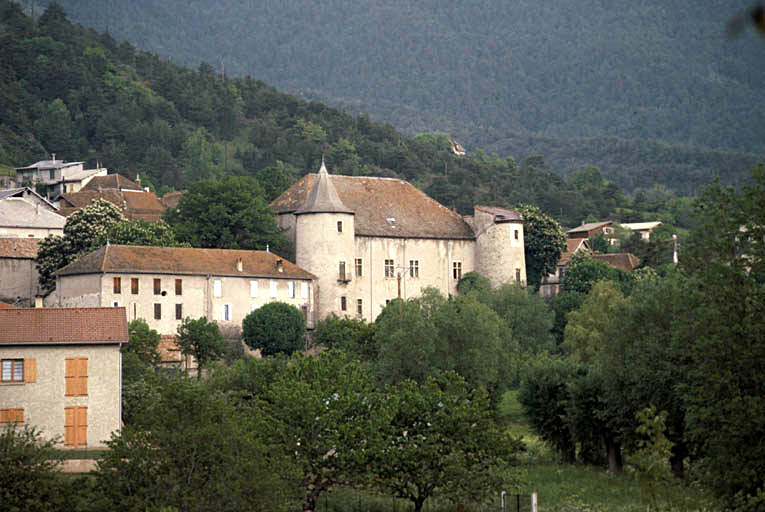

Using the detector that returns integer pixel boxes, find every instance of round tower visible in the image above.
[294,160,355,320]
[473,206,527,287]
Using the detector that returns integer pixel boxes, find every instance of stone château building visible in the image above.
[270,162,526,321]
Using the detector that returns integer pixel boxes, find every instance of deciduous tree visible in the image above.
[514,204,567,289]
[176,317,227,379]
[242,302,305,357]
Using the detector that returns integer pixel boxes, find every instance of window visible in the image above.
[340,296,347,311]
[270,280,277,298]
[338,261,346,280]
[514,229,519,240]
[175,279,182,295]
[49,169,55,180]
[250,280,259,298]
[175,304,183,320]
[301,282,308,299]
[112,301,121,307]
[516,268,521,283]
[288,281,295,298]
[153,278,161,295]
[409,260,419,278]
[221,304,231,321]
[356,298,363,316]
[355,258,363,277]
[384,259,395,278]
[453,261,462,280]
[113,277,121,294]
[64,406,87,447]
[337,221,343,232]
[65,358,87,397]
[131,278,139,294]
[154,303,161,320]
[1,359,24,382]
[214,279,222,297]
[0,409,23,424]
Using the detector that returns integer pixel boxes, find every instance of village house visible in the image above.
[10,158,107,200]
[270,161,526,321]
[58,174,166,221]
[0,194,66,239]
[567,221,614,240]
[620,221,662,241]
[0,307,128,449]
[51,245,317,334]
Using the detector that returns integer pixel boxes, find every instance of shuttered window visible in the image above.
[65,358,88,396]
[24,358,36,383]
[0,408,24,424]
[113,277,121,294]
[131,278,139,294]
[250,280,258,297]
[64,407,87,447]
[301,282,308,299]
[1,359,23,382]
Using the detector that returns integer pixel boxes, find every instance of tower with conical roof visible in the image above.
[294,159,355,320]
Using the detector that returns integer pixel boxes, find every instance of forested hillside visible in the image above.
[26,0,765,191]
[0,1,707,230]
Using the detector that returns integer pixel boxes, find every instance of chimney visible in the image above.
[237,257,243,272]
[276,259,284,273]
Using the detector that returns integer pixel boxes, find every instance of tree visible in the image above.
[562,255,632,295]
[126,318,161,366]
[95,377,298,512]
[0,424,71,512]
[176,317,227,379]
[518,355,579,464]
[242,302,305,357]
[36,199,125,292]
[164,176,288,253]
[311,313,376,357]
[265,351,388,512]
[514,204,567,289]
[676,167,765,507]
[373,372,521,512]
[91,219,181,249]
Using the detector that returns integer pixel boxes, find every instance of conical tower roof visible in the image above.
[295,159,354,215]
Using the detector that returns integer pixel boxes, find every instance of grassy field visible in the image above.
[319,391,710,512]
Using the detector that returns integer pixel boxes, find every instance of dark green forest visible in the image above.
[24,0,765,192]
[0,1,705,230]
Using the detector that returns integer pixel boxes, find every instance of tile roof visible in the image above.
[55,245,317,280]
[160,190,186,209]
[0,198,66,229]
[0,307,128,344]
[296,160,353,215]
[0,187,58,210]
[16,160,82,171]
[0,302,17,309]
[558,238,590,266]
[83,174,143,191]
[58,188,166,221]
[567,221,613,235]
[0,238,40,259]
[271,173,475,239]
[474,205,523,222]
[592,253,640,271]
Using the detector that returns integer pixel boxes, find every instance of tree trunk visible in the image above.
[606,438,623,473]
[413,496,426,512]
[562,443,576,464]
[670,442,687,479]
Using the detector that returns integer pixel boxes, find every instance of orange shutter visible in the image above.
[76,407,87,446]
[24,358,36,383]
[65,406,75,445]
[65,359,75,395]
[13,408,23,424]
[0,409,8,423]
[79,358,88,396]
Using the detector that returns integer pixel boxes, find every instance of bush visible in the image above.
[242,302,305,356]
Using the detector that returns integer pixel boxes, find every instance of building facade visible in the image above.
[270,162,526,321]
[0,307,127,449]
[52,245,317,334]
[11,159,107,200]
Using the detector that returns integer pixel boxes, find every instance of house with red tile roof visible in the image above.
[270,161,527,320]
[58,174,167,222]
[51,245,317,335]
[0,307,128,448]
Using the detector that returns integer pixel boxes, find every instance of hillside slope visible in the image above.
[32,0,765,162]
